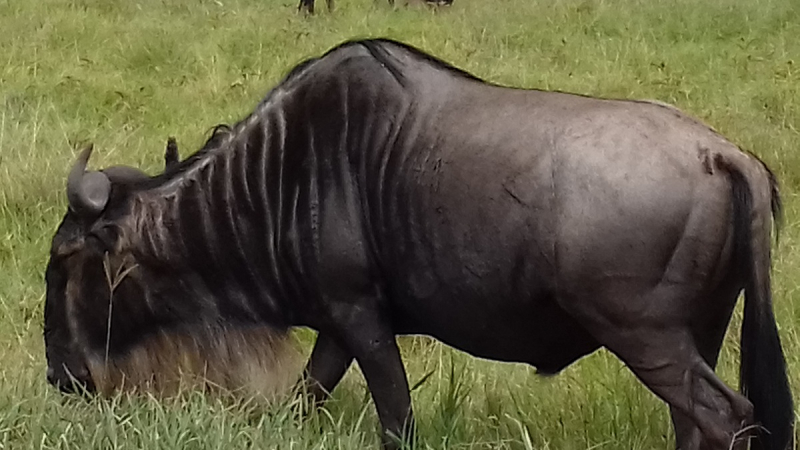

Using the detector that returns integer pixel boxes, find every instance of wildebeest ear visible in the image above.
[164,137,179,170]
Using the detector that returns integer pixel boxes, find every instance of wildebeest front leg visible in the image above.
[297,0,333,13]
[302,333,353,407]
[332,303,413,450]
[353,331,413,449]
[297,0,315,13]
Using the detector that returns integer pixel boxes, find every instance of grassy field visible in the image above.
[1,0,799,448]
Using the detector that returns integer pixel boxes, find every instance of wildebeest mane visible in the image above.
[140,51,333,189]
[346,38,484,84]
[281,56,320,83]
[190,124,232,158]
[140,39,483,190]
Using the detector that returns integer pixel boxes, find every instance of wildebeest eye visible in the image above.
[52,238,86,259]
[87,225,119,252]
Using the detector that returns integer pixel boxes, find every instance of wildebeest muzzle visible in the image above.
[45,354,96,395]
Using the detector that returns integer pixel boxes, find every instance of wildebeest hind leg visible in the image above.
[671,283,743,450]
[601,326,753,450]
[297,0,315,13]
[301,333,353,407]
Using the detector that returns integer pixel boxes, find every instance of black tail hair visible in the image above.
[725,159,793,450]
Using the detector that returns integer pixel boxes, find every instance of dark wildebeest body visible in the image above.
[44,39,792,450]
[298,0,336,14]
[297,0,452,14]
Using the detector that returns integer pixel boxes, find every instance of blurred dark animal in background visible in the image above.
[298,0,453,15]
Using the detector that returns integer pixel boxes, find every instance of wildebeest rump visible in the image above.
[44,39,793,450]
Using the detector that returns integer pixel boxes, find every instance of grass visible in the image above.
[1,0,799,448]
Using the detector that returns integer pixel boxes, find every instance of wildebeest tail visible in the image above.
[718,152,793,450]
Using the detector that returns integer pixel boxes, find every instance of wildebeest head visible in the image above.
[44,144,152,394]
[44,144,296,397]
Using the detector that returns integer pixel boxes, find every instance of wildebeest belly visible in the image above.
[376,169,597,371]
[390,285,600,373]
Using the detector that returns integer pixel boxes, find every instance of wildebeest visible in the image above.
[44,39,792,450]
[298,0,452,14]
[298,0,333,14]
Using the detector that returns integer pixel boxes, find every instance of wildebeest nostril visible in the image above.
[46,364,95,395]
[55,375,95,395]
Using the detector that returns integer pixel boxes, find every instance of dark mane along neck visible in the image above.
[130,101,297,327]
[122,39,414,329]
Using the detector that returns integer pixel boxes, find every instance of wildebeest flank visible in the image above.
[44,39,793,450]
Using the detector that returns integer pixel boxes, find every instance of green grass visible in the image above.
[1,0,799,448]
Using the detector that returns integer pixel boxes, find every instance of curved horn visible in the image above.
[67,145,111,216]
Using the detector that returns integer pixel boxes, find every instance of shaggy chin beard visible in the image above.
[84,323,301,401]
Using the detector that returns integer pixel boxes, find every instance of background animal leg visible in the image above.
[297,0,315,13]
[302,333,353,407]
